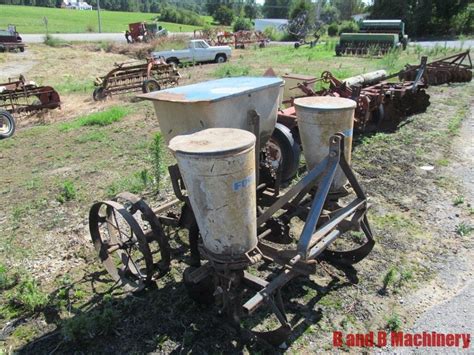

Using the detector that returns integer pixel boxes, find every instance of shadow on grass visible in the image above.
[15,260,358,353]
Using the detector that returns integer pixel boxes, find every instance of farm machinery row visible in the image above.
[194,28,269,49]
[279,50,472,135]
[0,76,61,139]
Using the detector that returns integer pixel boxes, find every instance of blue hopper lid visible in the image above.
[138,77,284,103]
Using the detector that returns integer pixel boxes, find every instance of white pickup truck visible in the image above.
[152,39,232,65]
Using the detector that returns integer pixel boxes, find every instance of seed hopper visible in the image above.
[0,75,61,139]
[89,78,374,345]
[92,58,180,101]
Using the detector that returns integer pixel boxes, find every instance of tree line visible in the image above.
[0,0,472,36]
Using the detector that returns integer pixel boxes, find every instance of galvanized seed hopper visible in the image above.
[89,78,374,345]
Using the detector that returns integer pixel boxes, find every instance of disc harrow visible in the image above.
[278,68,430,134]
[93,57,181,101]
[399,50,472,85]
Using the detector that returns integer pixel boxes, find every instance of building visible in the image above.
[63,1,93,10]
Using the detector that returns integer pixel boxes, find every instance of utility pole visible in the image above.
[316,0,321,22]
[97,0,102,33]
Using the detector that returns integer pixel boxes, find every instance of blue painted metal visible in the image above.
[144,77,283,103]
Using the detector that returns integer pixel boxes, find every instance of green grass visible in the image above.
[0,5,206,34]
[106,169,152,197]
[59,106,129,131]
[57,180,77,204]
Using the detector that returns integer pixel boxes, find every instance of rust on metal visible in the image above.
[93,57,180,101]
[399,50,472,85]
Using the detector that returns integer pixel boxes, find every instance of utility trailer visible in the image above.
[0,25,25,53]
[0,76,61,139]
[92,58,180,101]
[88,78,375,346]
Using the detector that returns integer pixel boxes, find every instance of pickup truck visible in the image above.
[152,39,232,65]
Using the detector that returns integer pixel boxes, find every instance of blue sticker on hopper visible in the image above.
[342,128,353,137]
[233,175,254,191]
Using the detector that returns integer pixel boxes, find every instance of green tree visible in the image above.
[244,0,258,19]
[214,5,235,25]
[263,0,292,19]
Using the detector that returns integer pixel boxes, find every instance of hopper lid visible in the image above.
[169,128,256,156]
[138,77,283,103]
[294,96,356,111]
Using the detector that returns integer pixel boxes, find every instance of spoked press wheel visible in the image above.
[89,200,154,292]
[115,192,171,274]
[321,215,375,266]
[0,110,16,139]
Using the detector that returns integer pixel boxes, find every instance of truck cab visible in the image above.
[152,40,232,65]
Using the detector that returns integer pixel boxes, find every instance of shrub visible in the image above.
[327,23,339,36]
[214,5,234,26]
[7,277,48,313]
[44,33,69,47]
[263,27,285,41]
[159,6,205,26]
[57,180,77,204]
[233,18,253,32]
[150,133,165,190]
[338,20,359,35]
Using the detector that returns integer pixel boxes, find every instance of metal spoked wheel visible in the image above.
[89,200,154,292]
[0,110,16,139]
[115,192,171,275]
[141,79,161,93]
[93,87,107,101]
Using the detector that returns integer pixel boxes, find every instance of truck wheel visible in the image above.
[20,46,25,53]
[0,111,16,139]
[215,54,227,63]
[166,58,179,66]
[268,123,301,183]
[93,87,107,101]
[142,79,161,93]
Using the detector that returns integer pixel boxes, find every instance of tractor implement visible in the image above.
[0,75,61,139]
[93,58,180,101]
[399,50,472,85]
[278,67,430,133]
[89,78,374,345]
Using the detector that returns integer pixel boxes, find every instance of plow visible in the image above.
[277,62,430,134]
[88,78,374,346]
[0,75,61,139]
[93,58,180,101]
[399,50,472,85]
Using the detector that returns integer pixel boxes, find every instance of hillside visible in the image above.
[0,5,208,34]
